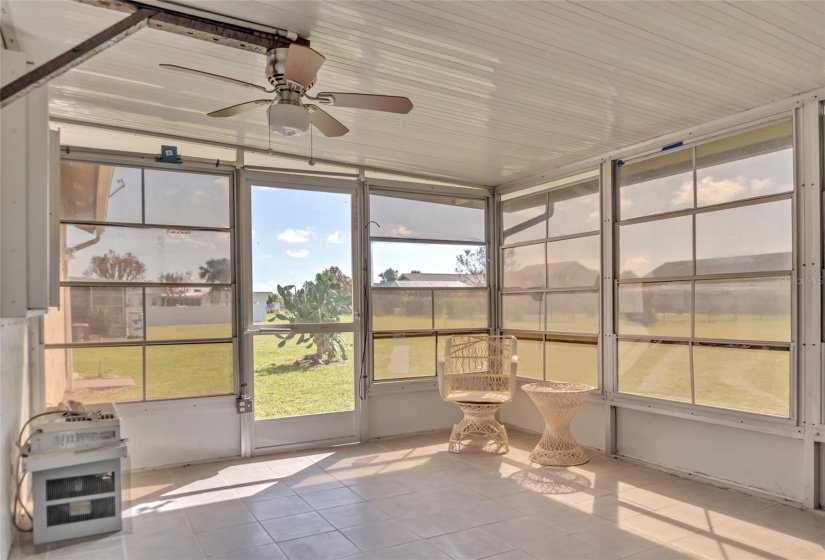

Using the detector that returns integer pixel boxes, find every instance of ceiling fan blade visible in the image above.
[307,105,349,137]
[318,92,413,114]
[284,43,325,89]
[208,99,272,118]
[160,64,271,93]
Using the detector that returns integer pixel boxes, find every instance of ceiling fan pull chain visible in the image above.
[267,105,272,153]
[309,122,316,166]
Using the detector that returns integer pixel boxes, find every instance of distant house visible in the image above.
[252,291,270,323]
[502,261,599,289]
[374,272,483,288]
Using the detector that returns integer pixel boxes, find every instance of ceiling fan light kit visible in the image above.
[161,41,413,138]
[269,102,311,137]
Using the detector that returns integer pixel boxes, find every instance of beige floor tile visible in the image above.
[446,498,524,526]
[301,487,365,510]
[127,509,193,538]
[655,502,741,531]
[234,480,296,502]
[184,499,256,533]
[246,495,313,522]
[397,510,476,538]
[367,538,451,560]
[531,504,612,534]
[572,523,664,558]
[319,502,391,530]
[571,494,649,522]
[349,478,414,501]
[618,486,685,511]
[669,532,766,560]
[261,511,335,542]
[617,512,700,543]
[123,532,205,560]
[523,534,619,560]
[277,530,360,560]
[194,521,273,556]
[623,543,705,559]
[208,543,289,560]
[483,516,565,548]
[342,519,420,552]
[428,527,516,560]
[772,531,825,560]
[744,503,825,539]
[494,490,565,514]
[483,550,539,560]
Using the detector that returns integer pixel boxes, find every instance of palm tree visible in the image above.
[198,258,230,304]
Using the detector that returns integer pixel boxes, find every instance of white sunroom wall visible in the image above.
[497,90,824,507]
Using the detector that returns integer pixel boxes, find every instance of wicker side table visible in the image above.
[522,382,595,466]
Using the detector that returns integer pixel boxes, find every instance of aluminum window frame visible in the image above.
[612,116,798,423]
[499,172,602,389]
[367,186,493,385]
[43,152,238,405]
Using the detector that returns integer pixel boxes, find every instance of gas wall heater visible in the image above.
[23,403,127,545]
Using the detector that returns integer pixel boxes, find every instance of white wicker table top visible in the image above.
[521,382,595,394]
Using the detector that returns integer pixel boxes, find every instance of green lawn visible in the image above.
[59,311,791,419]
[59,324,233,405]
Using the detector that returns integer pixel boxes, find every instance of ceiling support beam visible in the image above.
[0,8,156,108]
[74,0,301,53]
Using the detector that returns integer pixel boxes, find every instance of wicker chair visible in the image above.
[437,335,518,454]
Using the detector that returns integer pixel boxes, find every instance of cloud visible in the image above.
[277,229,311,243]
[326,231,345,244]
[620,256,651,276]
[694,175,774,206]
[671,179,695,207]
[286,249,309,258]
[670,175,784,207]
[383,224,414,237]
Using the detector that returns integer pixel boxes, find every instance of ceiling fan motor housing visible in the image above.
[266,47,288,87]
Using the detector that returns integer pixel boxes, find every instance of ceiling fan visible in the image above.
[160,43,413,138]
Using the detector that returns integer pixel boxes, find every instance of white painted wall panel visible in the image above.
[367,388,461,439]
[501,390,605,451]
[117,398,240,470]
[0,319,31,559]
[616,408,804,503]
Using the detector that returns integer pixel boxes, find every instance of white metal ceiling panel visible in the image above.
[6,0,825,186]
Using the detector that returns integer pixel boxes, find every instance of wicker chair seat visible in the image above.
[443,390,511,404]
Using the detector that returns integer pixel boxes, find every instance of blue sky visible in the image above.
[250,186,484,291]
[251,187,353,292]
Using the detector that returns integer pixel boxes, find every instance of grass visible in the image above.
[56,310,791,419]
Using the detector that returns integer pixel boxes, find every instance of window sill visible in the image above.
[368,378,438,396]
[608,392,803,439]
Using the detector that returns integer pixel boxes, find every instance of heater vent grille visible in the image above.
[46,472,115,501]
[46,497,116,527]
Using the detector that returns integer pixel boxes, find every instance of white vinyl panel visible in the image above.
[408,1,746,115]
[582,1,803,97]
[784,0,825,30]
[482,0,779,107]
[716,1,825,55]
[646,2,820,88]
[546,1,810,101]
[10,0,124,65]
[393,0,735,116]
[684,1,825,66]
[284,3,705,129]
[315,40,688,133]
